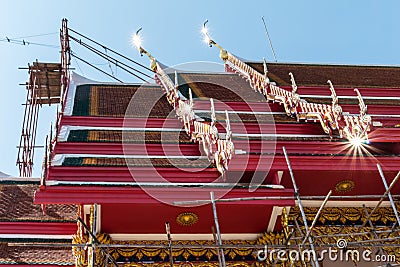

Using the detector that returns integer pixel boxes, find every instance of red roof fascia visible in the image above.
[369,128,400,142]
[0,221,76,235]
[54,142,202,156]
[46,166,220,182]
[58,117,400,136]
[44,154,399,184]
[53,140,344,156]
[60,116,182,128]
[193,101,282,112]
[195,99,400,115]
[59,116,328,135]
[338,105,400,115]
[35,185,295,205]
[280,85,400,98]
[230,155,399,171]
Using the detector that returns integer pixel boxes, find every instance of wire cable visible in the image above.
[104,47,115,77]
[68,27,153,72]
[70,51,123,83]
[0,38,59,48]
[69,35,151,82]
[4,32,58,40]
[73,53,85,76]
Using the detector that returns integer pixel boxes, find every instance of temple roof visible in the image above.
[71,84,173,118]
[0,180,76,222]
[177,72,267,102]
[0,244,73,265]
[0,180,76,265]
[65,129,192,143]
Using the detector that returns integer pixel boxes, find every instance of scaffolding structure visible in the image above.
[16,61,62,177]
[17,19,71,178]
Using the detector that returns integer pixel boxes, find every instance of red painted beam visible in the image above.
[231,154,400,171]
[60,116,183,128]
[222,122,326,134]
[369,128,400,142]
[193,100,278,112]
[44,153,399,184]
[46,166,221,182]
[59,115,398,136]
[195,99,400,115]
[53,140,348,156]
[34,185,294,205]
[54,142,202,156]
[0,222,76,235]
[57,141,396,168]
[341,105,400,115]
[280,85,400,98]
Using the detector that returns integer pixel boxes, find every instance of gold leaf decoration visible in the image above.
[176,212,199,226]
[335,180,355,193]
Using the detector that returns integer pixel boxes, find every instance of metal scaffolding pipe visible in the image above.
[77,217,119,267]
[360,167,400,228]
[362,204,386,258]
[283,146,318,267]
[301,190,332,246]
[377,164,400,227]
[210,191,226,267]
[173,194,400,206]
[212,226,223,267]
[165,222,174,267]
[91,204,98,267]
[10,239,400,249]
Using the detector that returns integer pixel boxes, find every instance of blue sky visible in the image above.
[1,0,399,176]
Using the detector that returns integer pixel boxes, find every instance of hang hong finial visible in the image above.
[188,87,193,107]
[327,80,338,107]
[133,28,143,54]
[289,72,298,95]
[132,27,157,71]
[327,80,342,118]
[174,71,178,89]
[354,88,368,118]
[210,98,217,126]
[263,58,268,75]
[225,110,231,140]
[201,20,228,61]
[202,20,212,46]
[263,58,270,84]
